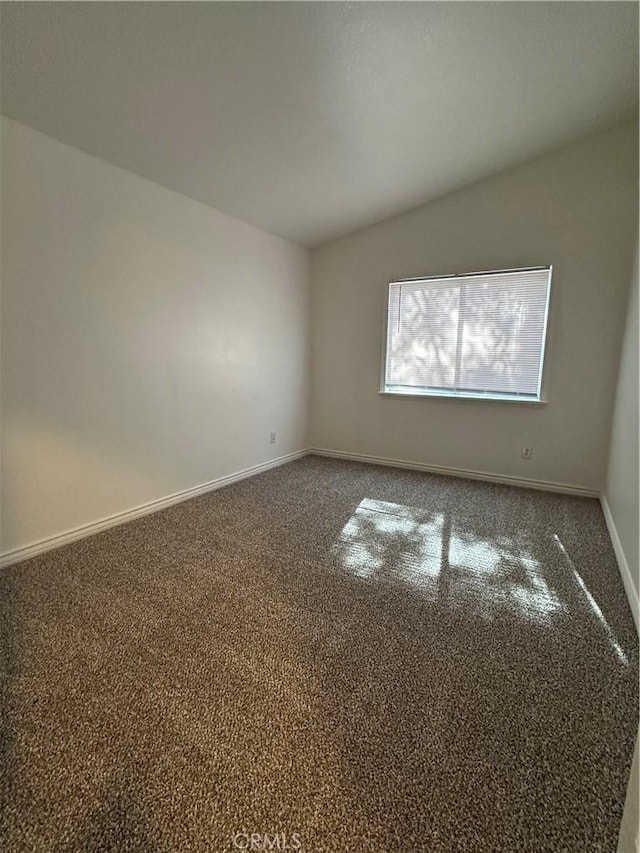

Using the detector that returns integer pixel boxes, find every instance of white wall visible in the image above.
[1,118,310,556]
[606,237,639,853]
[604,237,639,608]
[310,121,638,492]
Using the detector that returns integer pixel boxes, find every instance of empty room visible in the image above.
[1,2,638,851]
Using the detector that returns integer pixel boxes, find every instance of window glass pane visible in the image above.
[458,275,549,395]
[384,268,551,399]
[386,281,460,389]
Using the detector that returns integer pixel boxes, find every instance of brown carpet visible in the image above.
[0,455,637,852]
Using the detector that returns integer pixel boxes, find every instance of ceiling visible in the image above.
[1,2,638,248]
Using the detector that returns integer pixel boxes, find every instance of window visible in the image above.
[382,266,551,402]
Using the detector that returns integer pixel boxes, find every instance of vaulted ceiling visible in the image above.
[2,2,637,247]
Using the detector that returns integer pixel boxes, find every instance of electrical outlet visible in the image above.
[521,446,533,459]
[269,431,276,445]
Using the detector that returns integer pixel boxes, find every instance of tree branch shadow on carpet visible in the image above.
[278,483,639,851]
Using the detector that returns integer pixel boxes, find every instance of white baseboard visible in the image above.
[600,495,639,632]
[0,449,309,569]
[0,446,606,571]
[309,447,600,498]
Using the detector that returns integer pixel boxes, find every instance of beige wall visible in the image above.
[605,236,639,603]
[1,118,310,556]
[310,121,638,492]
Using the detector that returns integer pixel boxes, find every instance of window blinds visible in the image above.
[384,267,551,399]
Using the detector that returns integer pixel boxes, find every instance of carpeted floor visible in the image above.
[0,455,637,852]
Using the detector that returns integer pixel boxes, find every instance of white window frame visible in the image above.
[379,266,552,404]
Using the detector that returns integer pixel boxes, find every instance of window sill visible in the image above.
[379,389,547,405]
